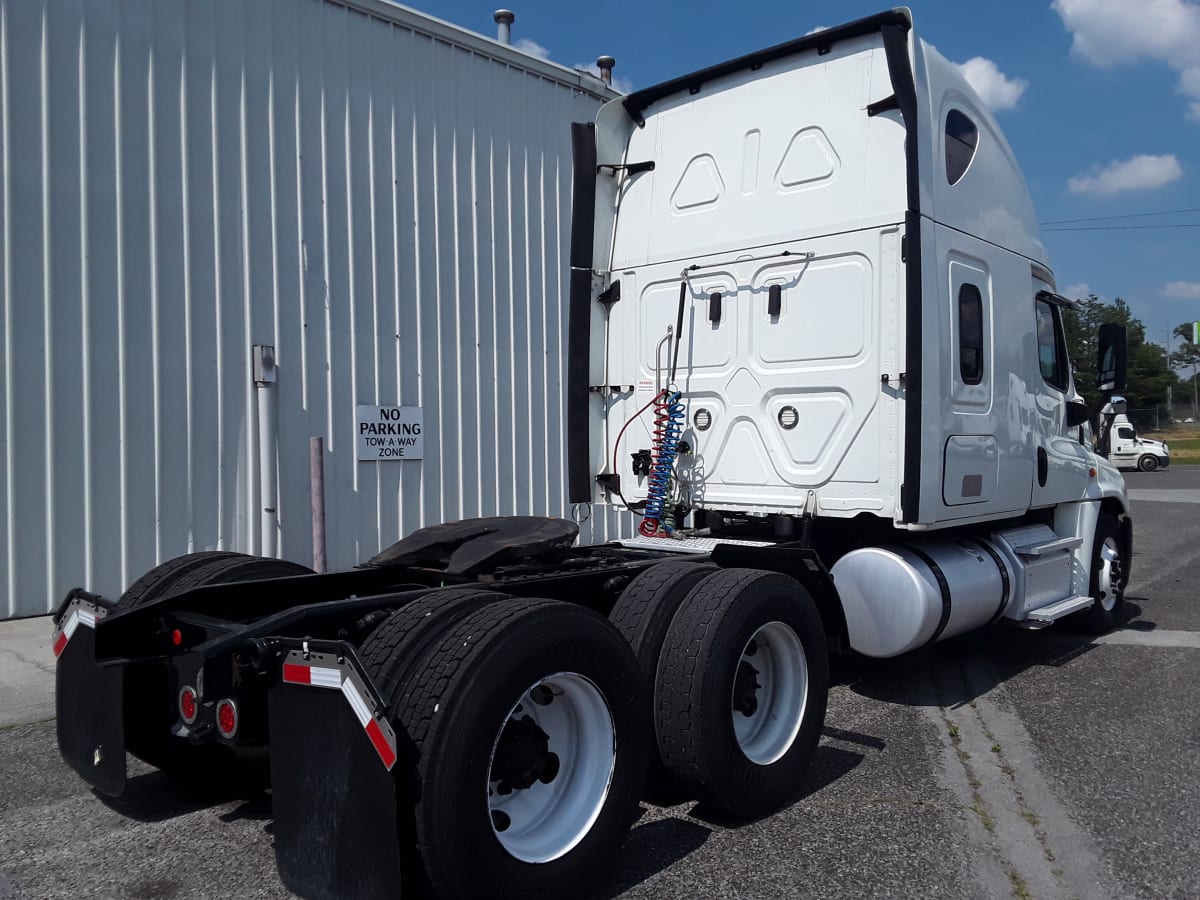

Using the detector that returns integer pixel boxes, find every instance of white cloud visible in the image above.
[1067,154,1184,195]
[1052,0,1200,119]
[954,56,1029,110]
[513,38,551,60]
[1064,282,1091,299]
[1163,280,1200,299]
[574,62,634,95]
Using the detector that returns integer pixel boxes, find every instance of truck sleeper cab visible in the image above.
[55,10,1132,900]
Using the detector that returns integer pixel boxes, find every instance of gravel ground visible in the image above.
[1,467,1197,899]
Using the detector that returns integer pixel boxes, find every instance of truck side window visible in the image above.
[1117,426,1135,440]
[1035,298,1069,392]
[958,284,984,384]
[945,110,978,185]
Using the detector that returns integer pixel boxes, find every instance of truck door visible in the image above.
[1111,423,1137,464]
[1029,284,1091,507]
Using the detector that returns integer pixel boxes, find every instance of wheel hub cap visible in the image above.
[730,621,809,767]
[486,672,616,863]
[1098,537,1123,612]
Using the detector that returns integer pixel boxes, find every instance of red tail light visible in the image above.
[216,698,238,739]
[178,686,198,725]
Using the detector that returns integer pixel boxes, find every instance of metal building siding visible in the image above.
[0,0,630,618]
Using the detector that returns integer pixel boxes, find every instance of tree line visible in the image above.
[1062,295,1198,417]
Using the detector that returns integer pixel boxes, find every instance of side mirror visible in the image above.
[1066,398,1090,428]
[1096,323,1127,391]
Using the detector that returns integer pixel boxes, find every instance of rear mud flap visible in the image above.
[54,599,126,796]
[268,648,403,900]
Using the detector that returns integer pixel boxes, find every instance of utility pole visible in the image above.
[1165,323,1172,423]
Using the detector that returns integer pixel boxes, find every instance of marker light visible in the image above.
[178,686,198,725]
[216,699,238,739]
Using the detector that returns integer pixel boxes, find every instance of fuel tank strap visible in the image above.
[974,539,1012,625]
[906,546,952,645]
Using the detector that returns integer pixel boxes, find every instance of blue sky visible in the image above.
[404,0,1200,355]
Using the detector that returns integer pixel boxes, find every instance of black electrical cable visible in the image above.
[1040,206,1200,226]
[1042,222,1200,232]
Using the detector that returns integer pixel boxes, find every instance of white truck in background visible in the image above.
[55,10,1135,899]
[1096,397,1170,471]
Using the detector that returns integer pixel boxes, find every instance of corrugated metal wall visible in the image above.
[0,0,631,618]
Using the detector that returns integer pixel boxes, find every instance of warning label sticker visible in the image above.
[356,406,423,461]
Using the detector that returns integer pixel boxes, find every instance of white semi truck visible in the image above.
[1096,397,1170,471]
[54,10,1131,899]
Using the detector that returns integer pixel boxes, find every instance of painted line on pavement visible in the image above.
[1095,628,1200,649]
[1127,489,1200,504]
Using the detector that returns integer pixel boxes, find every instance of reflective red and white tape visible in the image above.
[52,604,100,658]
[282,657,398,770]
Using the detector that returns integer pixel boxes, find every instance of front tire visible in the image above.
[1137,454,1159,472]
[397,598,650,898]
[1071,512,1127,634]
[654,569,829,819]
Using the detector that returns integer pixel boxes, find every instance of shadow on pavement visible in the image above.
[96,765,270,824]
[846,601,1147,709]
[588,818,713,899]
[688,743,866,829]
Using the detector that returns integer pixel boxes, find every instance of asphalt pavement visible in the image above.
[1,468,1198,899]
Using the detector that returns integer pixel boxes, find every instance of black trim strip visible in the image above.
[1035,289,1079,312]
[877,22,923,525]
[567,123,597,503]
[974,539,1012,625]
[621,10,912,125]
[908,545,953,645]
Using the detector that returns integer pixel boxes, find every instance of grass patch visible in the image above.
[1008,869,1032,900]
[1147,425,1200,461]
[972,792,995,833]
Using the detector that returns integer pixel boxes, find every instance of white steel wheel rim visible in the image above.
[486,672,616,863]
[731,621,809,766]
[1098,537,1121,611]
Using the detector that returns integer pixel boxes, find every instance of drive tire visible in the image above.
[655,568,828,819]
[1069,512,1126,635]
[1137,454,1159,472]
[117,551,248,609]
[392,597,649,899]
[360,587,511,703]
[608,560,716,801]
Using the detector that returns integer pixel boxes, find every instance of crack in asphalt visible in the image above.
[922,653,1112,900]
[0,644,56,676]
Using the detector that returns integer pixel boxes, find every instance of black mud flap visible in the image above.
[268,647,404,900]
[54,598,126,796]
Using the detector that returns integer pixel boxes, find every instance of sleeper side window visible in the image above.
[1035,298,1069,392]
[958,284,984,385]
[945,110,978,185]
